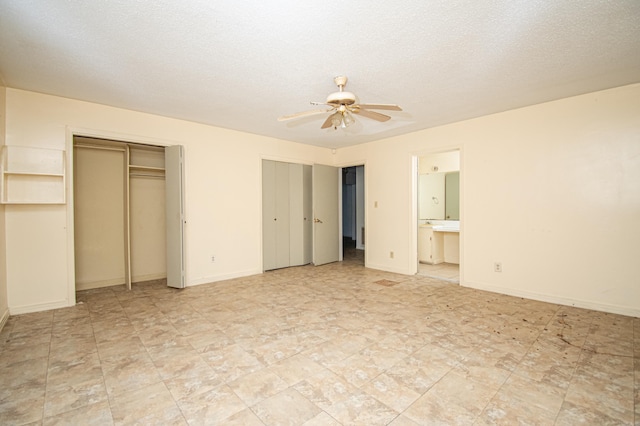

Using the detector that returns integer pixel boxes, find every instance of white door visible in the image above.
[165,145,185,288]
[313,164,339,266]
[262,160,277,271]
[302,165,312,264]
[262,160,293,271]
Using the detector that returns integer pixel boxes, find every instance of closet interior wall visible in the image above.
[73,137,166,290]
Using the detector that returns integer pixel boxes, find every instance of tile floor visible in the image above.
[1,254,638,425]
[417,262,460,283]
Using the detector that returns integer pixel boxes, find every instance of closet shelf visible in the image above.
[3,171,65,177]
[129,165,165,172]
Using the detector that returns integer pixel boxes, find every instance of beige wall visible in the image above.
[4,88,331,314]
[3,84,639,317]
[0,85,8,328]
[335,83,640,317]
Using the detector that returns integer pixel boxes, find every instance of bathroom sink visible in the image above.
[433,225,459,232]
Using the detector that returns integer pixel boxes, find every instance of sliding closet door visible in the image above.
[289,163,313,266]
[74,146,126,290]
[289,163,305,266]
[165,145,185,288]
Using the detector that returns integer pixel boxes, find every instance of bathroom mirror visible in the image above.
[419,171,459,220]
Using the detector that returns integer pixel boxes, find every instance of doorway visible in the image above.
[341,165,364,265]
[417,150,460,282]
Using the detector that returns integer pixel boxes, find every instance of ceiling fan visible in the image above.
[278,76,402,130]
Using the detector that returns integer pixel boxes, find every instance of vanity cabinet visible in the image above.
[418,225,444,264]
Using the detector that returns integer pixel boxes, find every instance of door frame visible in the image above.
[335,161,367,267]
[411,146,463,281]
[65,127,181,304]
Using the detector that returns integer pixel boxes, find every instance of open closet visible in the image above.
[73,136,185,290]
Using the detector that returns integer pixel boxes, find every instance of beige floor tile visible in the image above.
[221,407,265,425]
[176,383,247,424]
[555,400,628,425]
[478,373,565,425]
[200,342,264,382]
[388,414,421,425]
[0,261,637,424]
[43,400,113,426]
[324,390,398,425]
[100,352,162,396]
[267,353,325,386]
[359,373,421,413]
[563,352,635,423]
[110,381,185,425]
[251,387,322,425]
[0,385,46,425]
[228,368,289,406]
[44,374,108,418]
[293,368,361,411]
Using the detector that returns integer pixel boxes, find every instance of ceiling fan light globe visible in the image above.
[343,111,355,126]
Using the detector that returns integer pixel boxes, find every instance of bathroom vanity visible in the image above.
[418,222,459,265]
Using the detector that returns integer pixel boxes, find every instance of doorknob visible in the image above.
[314,218,323,223]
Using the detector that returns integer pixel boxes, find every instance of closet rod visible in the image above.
[74,144,126,152]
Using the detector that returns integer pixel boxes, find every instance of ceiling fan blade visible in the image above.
[352,108,391,122]
[277,109,332,121]
[357,103,402,111]
[321,112,341,129]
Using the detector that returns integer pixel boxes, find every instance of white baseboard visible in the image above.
[76,273,167,291]
[463,280,640,318]
[188,268,263,287]
[9,299,71,315]
[365,262,413,276]
[0,307,9,332]
[76,277,125,291]
[131,273,166,283]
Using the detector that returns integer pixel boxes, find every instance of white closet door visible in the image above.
[313,164,339,266]
[262,160,277,271]
[165,145,185,288]
[274,161,290,269]
[302,165,312,264]
[289,163,304,266]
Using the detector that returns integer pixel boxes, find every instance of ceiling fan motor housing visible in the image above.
[326,91,356,105]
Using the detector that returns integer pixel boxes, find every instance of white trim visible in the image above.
[365,262,413,276]
[188,268,263,287]
[464,280,640,318]
[66,126,180,148]
[0,307,9,332]
[335,161,367,268]
[10,299,69,315]
[65,126,186,300]
[75,278,126,291]
[411,147,463,283]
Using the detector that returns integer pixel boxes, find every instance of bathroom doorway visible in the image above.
[417,150,460,282]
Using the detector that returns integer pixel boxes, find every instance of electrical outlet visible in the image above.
[211,255,215,263]
[494,262,502,272]
[390,251,394,259]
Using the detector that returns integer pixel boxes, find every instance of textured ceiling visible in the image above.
[1,1,639,149]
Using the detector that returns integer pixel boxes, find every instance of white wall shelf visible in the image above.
[1,146,66,204]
